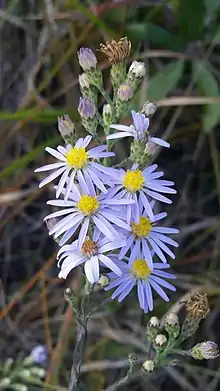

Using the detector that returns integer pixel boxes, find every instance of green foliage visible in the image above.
[147,60,184,101]
[193,61,220,133]
[178,0,205,41]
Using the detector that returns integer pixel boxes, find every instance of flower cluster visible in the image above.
[35,38,179,313]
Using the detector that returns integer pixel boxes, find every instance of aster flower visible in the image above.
[107,110,170,148]
[57,233,125,283]
[106,164,176,222]
[119,202,179,266]
[105,249,176,313]
[35,136,114,200]
[45,184,134,248]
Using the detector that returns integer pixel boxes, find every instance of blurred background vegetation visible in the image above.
[1,0,220,390]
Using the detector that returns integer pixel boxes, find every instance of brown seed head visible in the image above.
[100,37,131,63]
[185,292,210,320]
[81,239,98,257]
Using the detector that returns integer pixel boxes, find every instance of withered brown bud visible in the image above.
[185,292,209,320]
[100,37,131,64]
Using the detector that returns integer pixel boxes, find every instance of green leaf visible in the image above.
[193,61,220,133]
[0,136,60,181]
[204,0,220,16]
[147,60,184,101]
[179,0,205,41]
[126,23,184,51]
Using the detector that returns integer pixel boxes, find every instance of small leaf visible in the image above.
[126,23,183,51]
[147,60,184,101]
[193,61,220,133]
[179,0,205,41]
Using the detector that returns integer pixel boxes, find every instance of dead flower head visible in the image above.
[100,37,131,63]
[185,292,210,320]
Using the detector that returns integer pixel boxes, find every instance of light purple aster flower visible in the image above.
[30,345,48,364]
[35,136,115,200]
[45,184,134,249]
[57,232,125,283]
[105,249,176,313]
[78,97,96,120]
[106,164,177,222]
[77,47,97,71]
[107,110,170,148]
[119,202,179,266]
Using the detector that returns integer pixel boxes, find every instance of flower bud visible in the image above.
[0,379,11,388]
[30,345,48,365]
[144,140,158,158]
[149,316,160,328]
[191,341,219,360]
[79,73,90,89]
[116,83,134,117]
[142,101,157,117]
[129,61,146,78]
[78,97,98,135]
[78,97,96,120]
[103,104,113,131]
[127,61,146,91]
[30,367,46,378]
[98,274,110,287]
[78,48,97,71]
[18,369,32,380]
[164,313,180,339]
[146,316,160,341]
[142,360,155,373]
[117,83,134,102]
[128,352,137,365]
[58,115,75,144]
[154,334,167,348]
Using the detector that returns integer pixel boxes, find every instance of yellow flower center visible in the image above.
[131,258,151,279]
[66,147,88,169]
[131,216,152,237]
[123,170,144,193]
[81,239,98,257]
[77,195,99,215]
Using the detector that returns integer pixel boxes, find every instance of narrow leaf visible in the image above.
[179,0,205,41]
[147,60,184,101]
[193,61,220,133]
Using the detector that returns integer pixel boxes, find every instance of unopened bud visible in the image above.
[154,334,167,348]
[145,140,158,157]
[98,274,110,287]
[191,341,219,360]
[30,367,46,378]
[58,115,75,144]
[12,385,28,391]
[149,316,160,328]
[79,73,91,89]
[103,104,112,131]
[146,316,160,341]
[164,313,180,339]
[142,360,155,373]
[117,83,133,102]
[129,61,146,78]
[78,97,96,120]
[142,101,157,117]
[0,379,11,388]
[78,48,97,71]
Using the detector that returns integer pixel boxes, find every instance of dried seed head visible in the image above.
[100,37,131,63]
[191,341,219,360]
[185,292,210,320]
[142,101,157,117]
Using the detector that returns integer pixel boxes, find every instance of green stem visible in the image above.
[97,86,113,106]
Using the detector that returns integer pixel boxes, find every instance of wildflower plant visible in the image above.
[35,38,218,390]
